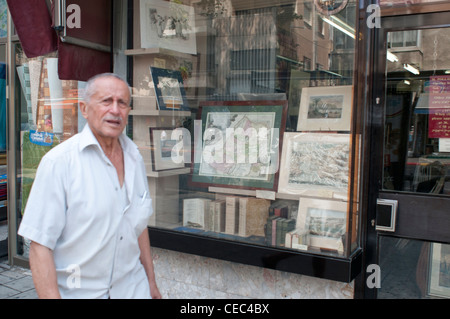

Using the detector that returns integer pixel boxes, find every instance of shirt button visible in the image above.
[120,236,123,240]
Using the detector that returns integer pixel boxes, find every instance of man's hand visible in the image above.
[149,280,162,299]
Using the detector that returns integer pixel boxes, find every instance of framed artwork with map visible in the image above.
[191,100,288,191]
[278,132,350,198]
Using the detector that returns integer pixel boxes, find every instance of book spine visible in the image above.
[217,201,226,232]
[225,196,239,234]
[238,198,247,237]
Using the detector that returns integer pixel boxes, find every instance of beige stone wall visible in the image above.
[152,248,354,299]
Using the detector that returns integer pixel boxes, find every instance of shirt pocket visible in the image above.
[128,195,153,237]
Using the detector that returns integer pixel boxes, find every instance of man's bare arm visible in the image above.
[138,230,162,299]
[29,241,61,299]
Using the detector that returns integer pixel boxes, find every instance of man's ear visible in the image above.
[79,101,88,119]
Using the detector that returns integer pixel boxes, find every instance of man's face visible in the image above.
[80,77,131,142]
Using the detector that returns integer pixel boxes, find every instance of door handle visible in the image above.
[375,199,398,232]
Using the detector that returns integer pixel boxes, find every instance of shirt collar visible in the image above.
[78,124,140,161]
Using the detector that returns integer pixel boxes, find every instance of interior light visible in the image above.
[322,17,355,39]
[403,64,420,75]
[387,51,399,62]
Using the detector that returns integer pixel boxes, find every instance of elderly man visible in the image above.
[18,73,161,299]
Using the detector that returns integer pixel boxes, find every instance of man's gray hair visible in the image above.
[82,73,131,103]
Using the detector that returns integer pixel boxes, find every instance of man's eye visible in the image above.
[119,101,129,108]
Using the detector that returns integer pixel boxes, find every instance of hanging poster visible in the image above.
[428,75,450,138]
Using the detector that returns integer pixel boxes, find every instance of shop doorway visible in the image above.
[363,11,450,299]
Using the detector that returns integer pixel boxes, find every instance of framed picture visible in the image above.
[278,132,350,198]
[149,127,189,171]
[140,0,197,55]
[296,85,353,132]
[428,243,450,298]
[191,100,288,191]
[150,67,189,111]
[296,198,347,253]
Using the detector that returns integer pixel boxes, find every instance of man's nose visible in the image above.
[109,100,121,113]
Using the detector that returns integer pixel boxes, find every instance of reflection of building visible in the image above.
[202,0,354,100]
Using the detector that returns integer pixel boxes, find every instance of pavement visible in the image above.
[0,257,38,299]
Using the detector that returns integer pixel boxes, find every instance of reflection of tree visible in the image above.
[197,0,227,18]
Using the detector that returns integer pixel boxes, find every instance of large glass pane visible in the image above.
[379,236,449,299]
[14,45,86,257]
[130,0,360,258]
[383,27,450,195]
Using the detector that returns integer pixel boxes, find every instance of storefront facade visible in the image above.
[2,0,449,299]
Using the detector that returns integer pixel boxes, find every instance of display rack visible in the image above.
[128,44,194,227]
[130,93,190,227]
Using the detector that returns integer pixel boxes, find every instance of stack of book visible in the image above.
[209,199,226,232]
[265,216,296,247]
[182,196,271,238]
[225,196,240,235]
[182,197,228,233]
[269,200,298,219]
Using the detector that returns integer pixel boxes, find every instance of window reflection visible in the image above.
[383,28,450,195]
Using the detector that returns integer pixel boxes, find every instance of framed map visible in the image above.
[191,101,288,191]
[278,132,350,198]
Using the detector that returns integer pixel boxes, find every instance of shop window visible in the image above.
[12,0,362,281]
[12,47,87,257]
[127,0,361,281]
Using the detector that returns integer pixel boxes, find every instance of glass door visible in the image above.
[364,11,450,299]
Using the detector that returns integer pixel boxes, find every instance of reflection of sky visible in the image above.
[0,0,7,38]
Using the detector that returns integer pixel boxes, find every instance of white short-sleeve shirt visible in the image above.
[18,124,153,299]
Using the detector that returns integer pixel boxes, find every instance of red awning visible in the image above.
[57,0,112,81]
[7,0,112,82]
[57,39,111,81]
[7,0,57,58]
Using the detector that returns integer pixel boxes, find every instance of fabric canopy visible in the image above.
[57,0,112,81]
[7,0,57,58]
[7,0,112,81]
[57,39,111,81]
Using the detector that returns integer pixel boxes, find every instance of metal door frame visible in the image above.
[357,11,450,299]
